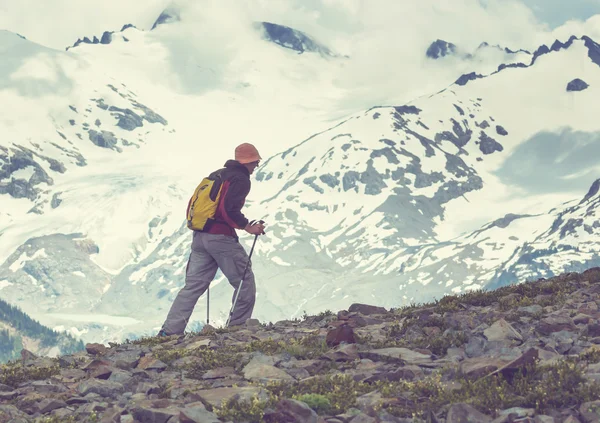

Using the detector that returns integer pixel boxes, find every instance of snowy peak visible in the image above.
[426,39,458,59]
[66,24,137,50]
[426,38,531,62]
[257,22,333,56]
[151,7,181,30]
[476,41,531,55]
[453,35,600,88]
[582,179,600,204]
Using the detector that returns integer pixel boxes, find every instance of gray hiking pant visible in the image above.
[160,231,256,334]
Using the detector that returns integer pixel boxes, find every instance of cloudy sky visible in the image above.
[0,0,599,51]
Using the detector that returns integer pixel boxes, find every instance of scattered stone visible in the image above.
[446,403,492,422]
[77,379,124,398]
[131,400,180,423]
[484,319,523,344]
[264,399,319,423]
[361,347,432,366]
[326,323,356,347]
[537,316,576,335]
[179,404,221,423]
[136,356,167,371]
[38,398,67,414]
[242,360,295,382]
[5,268,600,421]
[195,387,270,408]
[202,367,235,380]
[323,343,359,362]
[348,304,389,315]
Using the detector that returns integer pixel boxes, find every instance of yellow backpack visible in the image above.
[186,172,224,231]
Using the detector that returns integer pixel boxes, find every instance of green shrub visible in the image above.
[294,393,332,413]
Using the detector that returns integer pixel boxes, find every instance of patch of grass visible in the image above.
[153,348,189,364]
[124,335,175,347]
[245,335,329,360]
[580,348,600,364]
[372,357,600,418]
[265,374,373,414]
[294,393,332,414]
[393,272,582,319]
[0,360,60,388]
[367,315,468,356]
[498,295,534,311]
[36,416,78,423]
[183,346,242,378]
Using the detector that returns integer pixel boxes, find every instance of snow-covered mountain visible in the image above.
[1,14,599,345]
[96,34,600,340]
[425,38,532,76]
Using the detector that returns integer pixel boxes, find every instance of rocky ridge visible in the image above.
[3,268,600,422]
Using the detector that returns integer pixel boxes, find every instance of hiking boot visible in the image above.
[157,330,169,337]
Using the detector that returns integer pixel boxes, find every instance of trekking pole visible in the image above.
[226,220,264,327]
[207,286,210,326]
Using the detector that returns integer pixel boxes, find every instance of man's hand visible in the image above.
[244,221,265,235]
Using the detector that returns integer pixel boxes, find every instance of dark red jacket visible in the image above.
[204,160,251,238]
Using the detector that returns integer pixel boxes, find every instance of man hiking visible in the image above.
[158,143,265,336]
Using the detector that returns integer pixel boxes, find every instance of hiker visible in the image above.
[158,143,265,336]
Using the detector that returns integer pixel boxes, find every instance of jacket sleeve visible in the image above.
[221,175,250,229]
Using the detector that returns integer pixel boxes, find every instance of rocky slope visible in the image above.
[3,267,600,422]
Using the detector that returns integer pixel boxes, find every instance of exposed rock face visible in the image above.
[426,39,458,59]
[567,78,590,92]
[151,8,181,30]
[3,268,600,422]
[258,22,333,56]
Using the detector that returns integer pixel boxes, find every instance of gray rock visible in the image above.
[497,407,534,419]
[77,379,124,398]
[518,305,543,315]
[446,403,492,423]
[348,304,389,315]
[351,413,378,423]
[108,369,133,384]
[361,347,432,366]
[195,387,270,408]
[580,400,600,423]
[323,343,359,362]
[179,404,221,423]
[131,402,180,423]
[111,350,142,369]
[263,399,318,423]
[38,398,67,414]
[537,316,576,335]
[483,319,523,344]
[242,360,295,382]
[0,391,18,401]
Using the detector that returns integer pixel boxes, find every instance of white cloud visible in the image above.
[552,14,600,42]
[2,0,598,114]
[0,0,170,50]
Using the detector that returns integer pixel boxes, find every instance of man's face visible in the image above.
[247,160,260,174]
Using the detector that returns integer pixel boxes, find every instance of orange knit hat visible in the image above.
[235,143,262,164]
